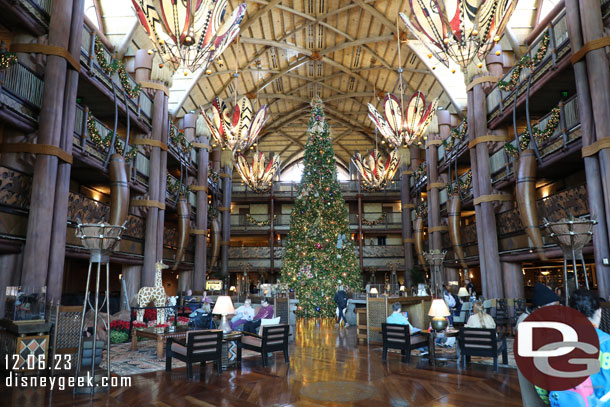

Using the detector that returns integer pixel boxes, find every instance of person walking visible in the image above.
[334,285,349,328]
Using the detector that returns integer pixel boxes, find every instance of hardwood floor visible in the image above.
[1,319,523,406]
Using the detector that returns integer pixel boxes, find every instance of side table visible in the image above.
[421,328,460,366]
[221,331,243,369]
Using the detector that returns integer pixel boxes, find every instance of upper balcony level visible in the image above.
[0,0,51,36]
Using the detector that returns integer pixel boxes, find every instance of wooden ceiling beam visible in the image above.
[352,0,397,33]
[239,0,283,32]
[255,57,310,93]
[321,35,394,56]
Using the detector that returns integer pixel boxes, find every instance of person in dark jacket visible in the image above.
[334,285,349,328]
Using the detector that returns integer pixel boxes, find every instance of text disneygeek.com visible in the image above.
[5,372,131,390]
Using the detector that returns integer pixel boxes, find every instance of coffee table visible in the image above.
[131,326,189,359]
[421,328,460,366]
[221,331,243,369]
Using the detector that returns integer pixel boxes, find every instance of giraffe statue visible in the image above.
[136,261,168,324]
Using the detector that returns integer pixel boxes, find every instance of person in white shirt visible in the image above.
[230,298,255,330]
[465,301,496,329]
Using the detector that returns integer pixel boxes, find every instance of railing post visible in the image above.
[548,25,558,66]
[81,106,89,149]
[88,32,95,68]
[558,100,568,149]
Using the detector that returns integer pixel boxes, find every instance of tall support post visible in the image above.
[269,192,275,274]
[136,49,163,287]
[426,132,442,252]
[193,116,209,291]
[471,75,503,299]
[357,181,364,270]
[21,0,75,287]
[46,0,85,302]
[502,261,525,300]
[400,150,414,286]
[156,95,169,263]
[564,0,610,298]
[220,154,233,284]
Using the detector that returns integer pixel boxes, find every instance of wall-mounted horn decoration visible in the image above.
[516,149,547,260]
[209,216,221,271]
[448,194,468,268]
[414,217,428,271]
[173,195,191,270]
[109,153,129,226]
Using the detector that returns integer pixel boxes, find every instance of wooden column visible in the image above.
[220,160,232,282]
[137,49,163,287]
[156,94,169,263]
[400,155,414,286]
[357,182,364,270]
[121,265,141,311]
[468,74,503,299]
[193,116,209,291]
[0,253,23,317]
[21,0,74,287]
[502,261,525,300]
[564,0,610,298]
[426,133,442,252]
[444,267,460,285]
[46,0,85,302]
[269,193,275,274]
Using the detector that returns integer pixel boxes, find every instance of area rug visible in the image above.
[101,341,260,376]
[382,337,517,368]
[300,381,378,403]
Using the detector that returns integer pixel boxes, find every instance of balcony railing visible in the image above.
[80,24,154,125]
[231,211,402,231]
[1,62,44,118]
[486,9,570,122]
[232,180,401,199]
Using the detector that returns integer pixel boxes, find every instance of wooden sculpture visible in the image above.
[109,153,129,226]
[173,195,190,270]
[136,261,168,324]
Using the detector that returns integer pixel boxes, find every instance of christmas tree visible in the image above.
[281,98,361,318]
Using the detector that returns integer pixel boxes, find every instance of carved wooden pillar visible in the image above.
[220,156,232,281]
[192,116,209,291]
[137,49,163,287]
[400,150,414,286]
[564,0,610,299]
[357,182,364,270]
[21,0,74,288]
[269,193,275,274]
[156,94,169,263]
[426,132,442,252]
[502,261,524,300]
[46,0,85,302]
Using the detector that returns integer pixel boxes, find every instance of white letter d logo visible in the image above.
[519,322,578,357]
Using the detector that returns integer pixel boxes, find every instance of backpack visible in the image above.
[549,377,599,407]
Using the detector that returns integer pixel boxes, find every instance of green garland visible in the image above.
[415,200,428,217]
[442,119,468,152]
[498,32,551,92]
[246,214,276,226]
[86,112,137,161]
[413,162,427,184]
[503,106,561,158]
[166,174,182,196]
[362,213,385,226]
[169,125,192,157]
[94,37,141,99]
[0,49,18,70]
[208,165,220,184]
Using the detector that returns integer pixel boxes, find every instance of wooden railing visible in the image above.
[232,180,401,200]
[2,62,44,108]
[486,9,570,122]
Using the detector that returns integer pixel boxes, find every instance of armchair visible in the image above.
[381,323,427,363]
[238,324,289,367]
[165,330,223,379]
[458,327,508,372]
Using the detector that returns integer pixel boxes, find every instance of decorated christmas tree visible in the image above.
[281,98,361,318]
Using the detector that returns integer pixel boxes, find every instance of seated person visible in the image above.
[243,298,275,334]
[230,298,255,330]
[183,289,200,313]
[189,297,213,328]
[386,302,421,334]
[465,301,496,329]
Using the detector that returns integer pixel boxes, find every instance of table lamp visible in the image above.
[428,299,450,332]
[369,287,378,298]
[457,287,469,298]
[212,295,235,333]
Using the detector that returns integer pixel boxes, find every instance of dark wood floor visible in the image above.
[2,319,522,406]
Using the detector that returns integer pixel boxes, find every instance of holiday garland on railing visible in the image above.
[86,112,137,160]
[503,106,561,158]
[498,32,551,92]
[166,174,183,196]
[246,214,276,226]
[208,166,220,185]
[442,119,468,152]
[94,37,141,99]
[169,125,192,157]
[413,162,427,184]
[415,200,428,218]
[0,49,17,70]
[361,213,386,226]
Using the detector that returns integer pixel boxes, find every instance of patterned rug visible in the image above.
[102,341,259,376]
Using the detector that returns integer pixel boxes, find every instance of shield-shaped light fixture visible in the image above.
[235,151,281,193]
[351,149,400,191]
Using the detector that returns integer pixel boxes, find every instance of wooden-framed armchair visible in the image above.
[458,327,508,372]
[381,323,428,363]
[165,330,223,379]
[238,324,290,367]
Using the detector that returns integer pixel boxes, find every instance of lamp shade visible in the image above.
[457,287,469,297]
[400,285,405,292]
[212,296,235,315]
[428,299,450,317]
[369,287,379,294]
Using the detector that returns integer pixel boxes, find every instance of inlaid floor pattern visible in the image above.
[2,319,523,406]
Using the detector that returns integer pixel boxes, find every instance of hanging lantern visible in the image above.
[368,92,437,148]
[202,97,269,153]
[235,151,280,193]
[131,0,247,72]
[351,149,400,191]
[399,0,518,69]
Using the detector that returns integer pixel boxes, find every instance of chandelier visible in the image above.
[351,149,400,191]
[235,151,281,193]
[368,92,438,148]
[399,0,518,69]
[132,0,247,72]
[202,96,269,153]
